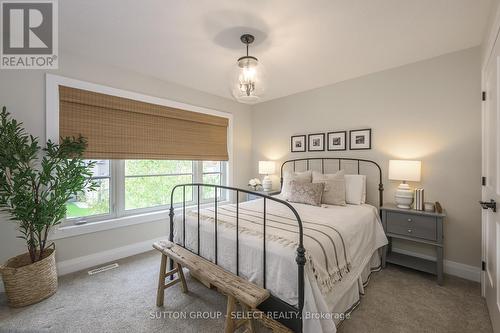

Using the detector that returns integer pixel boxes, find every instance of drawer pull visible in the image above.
[407,218,412,222]
[407,229,413,233]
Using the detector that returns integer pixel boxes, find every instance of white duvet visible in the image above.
[173,197,387,333]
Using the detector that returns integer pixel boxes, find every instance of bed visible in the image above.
[168,158,388,333]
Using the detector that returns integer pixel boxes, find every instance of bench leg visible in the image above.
[241,304,255,333]
[156,253,168,306]
[156,254,189,307]
[176,262,188,293]
[224,295,236,333]
[224,297,255,333]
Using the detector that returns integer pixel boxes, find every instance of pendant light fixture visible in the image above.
[231,34,265,104]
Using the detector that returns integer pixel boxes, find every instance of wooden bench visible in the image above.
[153,240,272,333]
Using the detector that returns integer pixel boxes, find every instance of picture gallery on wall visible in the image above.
[291,129,371,152]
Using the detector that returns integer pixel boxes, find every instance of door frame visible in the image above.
[482,6,500,298]
[481,75,486,298]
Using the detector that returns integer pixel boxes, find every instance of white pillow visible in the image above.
[312,170,346,206]
[281,170,312,200]
[345,174,366,205]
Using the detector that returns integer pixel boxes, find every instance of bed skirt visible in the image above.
[332,250,382,328]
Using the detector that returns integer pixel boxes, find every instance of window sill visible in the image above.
[49,201,230,240]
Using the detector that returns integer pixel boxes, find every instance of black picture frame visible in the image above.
[327,131,347,151]
[349,129,372,150]
[291,135,306,152]
[308,133,325,152]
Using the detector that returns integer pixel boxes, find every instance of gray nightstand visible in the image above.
[247,189,281,201]
[381,203,446,285]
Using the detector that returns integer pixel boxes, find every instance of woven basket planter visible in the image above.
[0,246,58,307]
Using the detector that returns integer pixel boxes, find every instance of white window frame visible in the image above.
[121,160,227,215]
[64,160,227,224]
[121,160,196,215]
[65,161,116,225]
[46,74,233,240]
[199,160,228,203]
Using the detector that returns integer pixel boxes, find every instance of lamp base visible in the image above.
[262,176,272,192]
[394,183,413,209]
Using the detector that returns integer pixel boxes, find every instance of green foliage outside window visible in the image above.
[125,174,193,210]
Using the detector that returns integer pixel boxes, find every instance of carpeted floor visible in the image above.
[0,250,492,333]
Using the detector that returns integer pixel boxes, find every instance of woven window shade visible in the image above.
[58,86,229,160]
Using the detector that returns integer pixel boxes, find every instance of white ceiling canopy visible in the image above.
[60,0,493,103]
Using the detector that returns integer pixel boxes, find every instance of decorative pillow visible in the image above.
[286,181,325,206]
[312,170,346,206]
[345,174,367,205]
[281,170,312,200]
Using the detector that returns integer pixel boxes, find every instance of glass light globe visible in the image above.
[231,56,266,104]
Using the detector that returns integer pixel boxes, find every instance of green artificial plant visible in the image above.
[0,106,96,263]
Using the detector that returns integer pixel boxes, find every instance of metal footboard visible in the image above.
[169,183,305,332]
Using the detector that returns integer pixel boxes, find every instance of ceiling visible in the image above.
[60,0,493,104]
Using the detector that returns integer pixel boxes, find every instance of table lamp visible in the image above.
[388,160,421,209]
[259,161,276,192]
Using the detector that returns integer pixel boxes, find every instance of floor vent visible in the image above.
[88,263,119,275]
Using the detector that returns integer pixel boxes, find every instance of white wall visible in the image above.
[0,51,252,264]
[251,47,482,268]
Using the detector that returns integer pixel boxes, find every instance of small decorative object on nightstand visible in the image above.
[248,178,262,191]
[424,202,435,212]
[381,203,446,285]
[259,161,276,192]
[247,188,281,201]
[388,160,421,209]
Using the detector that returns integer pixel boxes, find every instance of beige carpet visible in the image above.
[0,250,492,333]
[338,264,492,333]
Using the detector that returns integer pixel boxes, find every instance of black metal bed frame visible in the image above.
[168,157,383,332]
[280,157,384,206]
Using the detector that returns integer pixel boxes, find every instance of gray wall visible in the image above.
[0,47,482,271]
[251,47,482,268]
[0,51,252,263]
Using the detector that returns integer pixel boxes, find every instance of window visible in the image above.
[65,160,111,219]
[64,160,227,224]
[202,161,225,200]
[125,160,194,210]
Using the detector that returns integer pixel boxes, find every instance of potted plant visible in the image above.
[0,106,96,307]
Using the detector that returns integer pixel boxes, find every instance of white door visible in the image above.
[483,41,500,332]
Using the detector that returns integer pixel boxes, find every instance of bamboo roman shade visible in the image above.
[58,86,229,160]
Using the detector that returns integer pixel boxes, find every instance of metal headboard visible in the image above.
[280,157,384,206]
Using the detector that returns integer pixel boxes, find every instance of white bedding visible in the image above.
[173,197,387,333]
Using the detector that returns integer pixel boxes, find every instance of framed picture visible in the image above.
[308,133,325,152]
[349,129,372,150]
[327,131,346,151]
[291,135,306,152]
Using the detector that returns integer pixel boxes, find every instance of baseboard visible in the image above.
[1,241,481,294]
[0,237,165,294]
[56,237,165,276]
[391,248,481,282]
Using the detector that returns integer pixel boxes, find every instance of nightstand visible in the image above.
[247,189,281,201]
[381,203,446,285]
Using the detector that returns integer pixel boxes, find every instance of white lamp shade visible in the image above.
[388,160,421,182]
[259,161,276,175]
